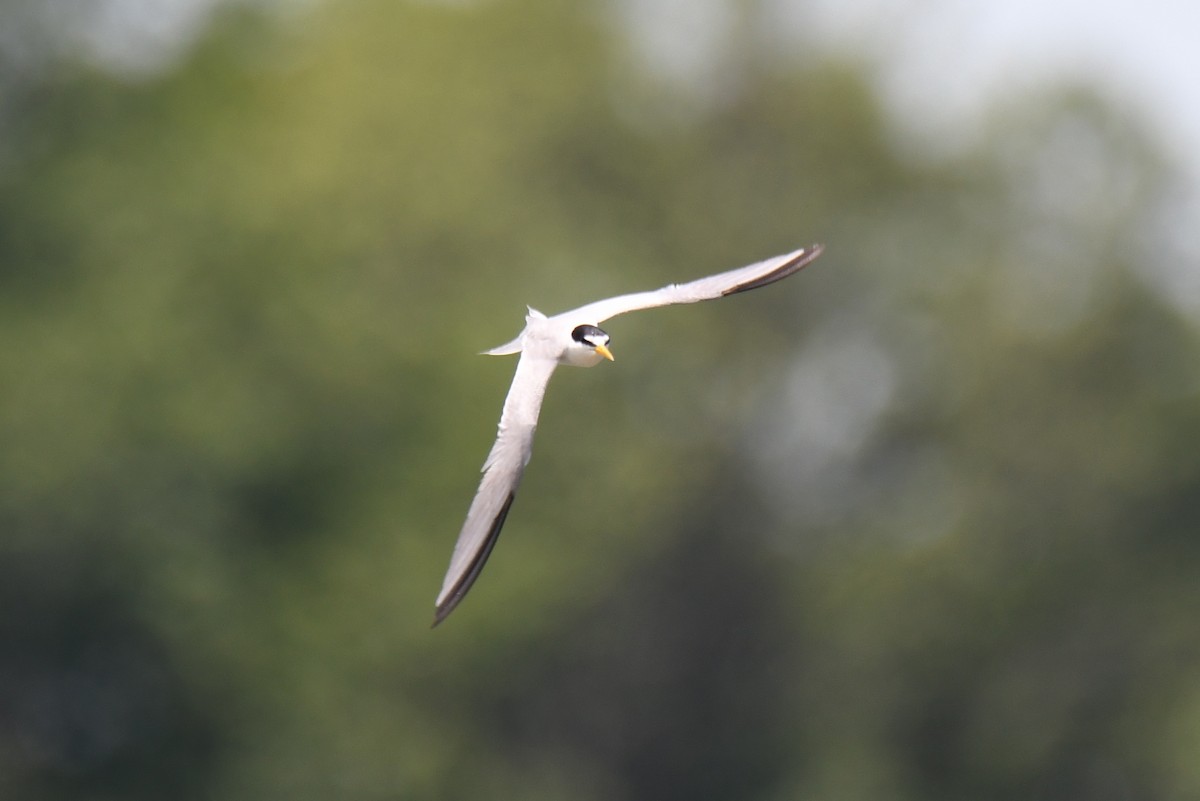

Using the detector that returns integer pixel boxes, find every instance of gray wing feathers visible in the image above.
[433,354,558,625]
[566,244,823,324]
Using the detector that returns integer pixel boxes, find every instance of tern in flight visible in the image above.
[434,243,824,625]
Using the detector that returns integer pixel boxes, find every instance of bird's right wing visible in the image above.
[433,352,558,626]
[564,244,823,324]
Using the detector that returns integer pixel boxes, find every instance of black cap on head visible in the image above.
[571,324,609,346]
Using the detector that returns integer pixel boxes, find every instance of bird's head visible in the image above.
[566,324,614,366]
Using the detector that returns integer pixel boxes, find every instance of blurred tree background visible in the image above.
[2,0,1199,799]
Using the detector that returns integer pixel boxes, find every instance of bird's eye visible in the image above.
[571,324,609,346]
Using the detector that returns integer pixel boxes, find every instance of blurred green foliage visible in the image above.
[2,1,1199,799]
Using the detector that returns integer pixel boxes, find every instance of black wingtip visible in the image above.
[721,243,825,297]
[431,492,517,628]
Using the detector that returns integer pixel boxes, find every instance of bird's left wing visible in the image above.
[434,352,559,625]
[561,244,823,324]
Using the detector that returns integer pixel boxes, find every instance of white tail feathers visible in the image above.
[483,338,522,356]
[481,306,544,356]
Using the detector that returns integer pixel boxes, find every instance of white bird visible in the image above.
[434,244,824,625]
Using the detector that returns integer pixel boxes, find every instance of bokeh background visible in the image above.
[3,1,1200,799]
